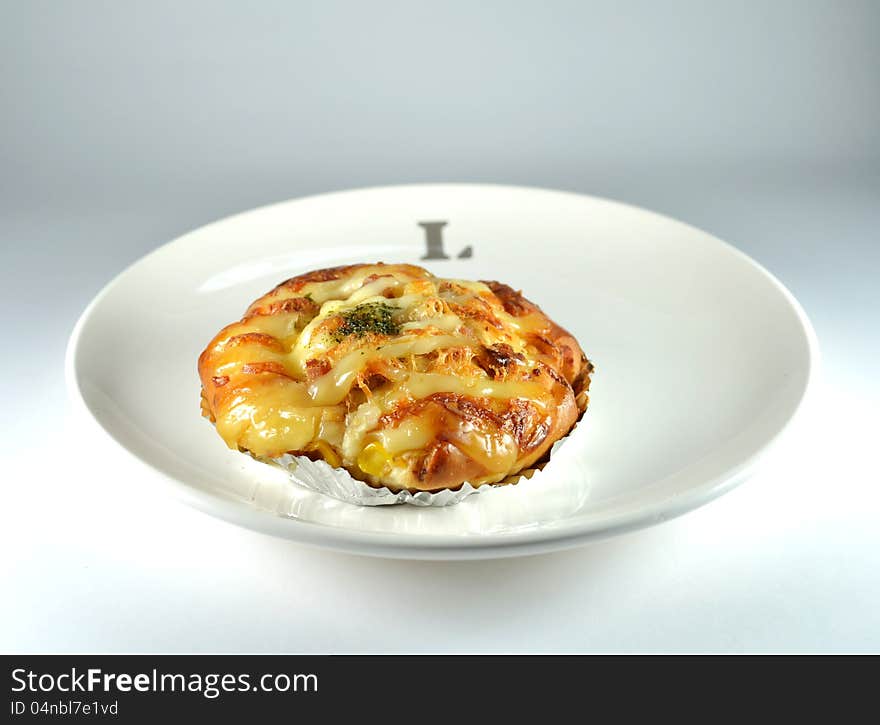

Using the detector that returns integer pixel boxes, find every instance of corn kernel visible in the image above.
[307,440,342,468]
[357,442,390,477]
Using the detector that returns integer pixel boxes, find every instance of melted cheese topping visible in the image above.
[199,263,592,492]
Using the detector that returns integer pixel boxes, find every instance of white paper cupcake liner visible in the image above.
[260,426,577,507]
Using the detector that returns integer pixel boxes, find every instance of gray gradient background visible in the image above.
[2,1,878,652]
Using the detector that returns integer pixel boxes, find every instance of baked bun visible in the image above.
[198,263,592,492]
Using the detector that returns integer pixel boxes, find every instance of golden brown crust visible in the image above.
[198,262,592,492]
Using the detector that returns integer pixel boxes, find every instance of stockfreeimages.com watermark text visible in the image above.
[11,667,317,700]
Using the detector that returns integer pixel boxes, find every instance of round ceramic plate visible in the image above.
[67,184,817,559]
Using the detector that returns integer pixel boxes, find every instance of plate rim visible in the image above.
[64,182,821,559]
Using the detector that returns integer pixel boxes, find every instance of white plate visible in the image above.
[67,184,817,559]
